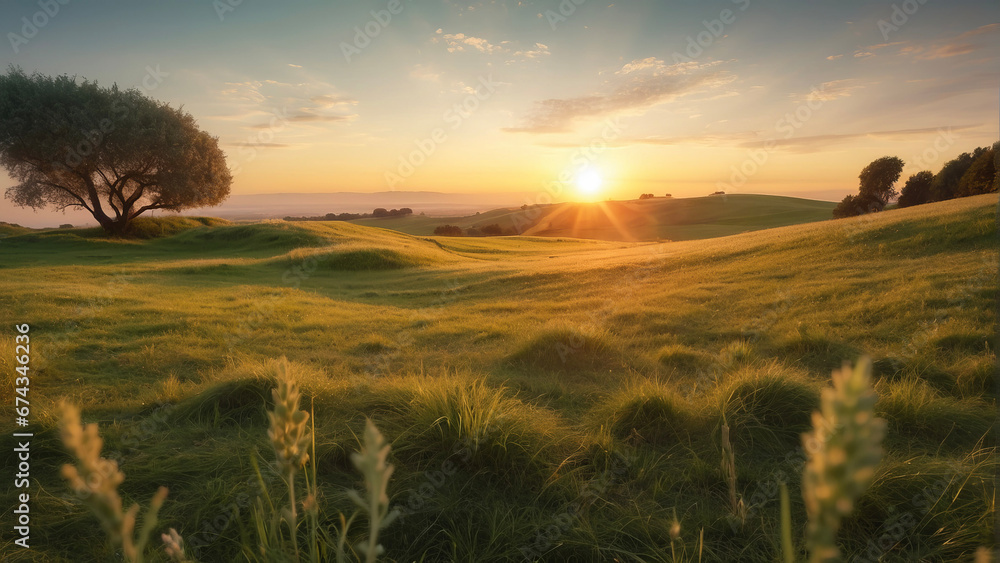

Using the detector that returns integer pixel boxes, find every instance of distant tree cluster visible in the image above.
[835,143,998,218]
[372,207,413,218]
[711,191,726,196]
[433,223,515,237]
[284,208,412,221]
[638,193,655,200]
[897,143,997,208]
[664,193,673,198]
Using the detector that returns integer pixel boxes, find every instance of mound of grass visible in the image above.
[125,216,231,239]
[0,221,31,237]
[322,247,423,270]
[598,379,703,447]
[656,343,715,373]
[397,379,567,480]
[931,332,992,354]
[951,352,997,399]
[167,358,327,426]
[507,326,624,373]
[872,356,956,393]
[351,334,396,355]
[717,363,820,453]
[875,379,994,449]
[774,329,860,373]
[843,451,996,561]
[719,339,759,370]
[172,375,276,426]
[172,221,332,251]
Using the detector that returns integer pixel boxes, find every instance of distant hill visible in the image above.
[349,194,838,241]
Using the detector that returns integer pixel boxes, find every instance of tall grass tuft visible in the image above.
[720,417,747,527]
[800,357,886,563]
[58,400,170,563]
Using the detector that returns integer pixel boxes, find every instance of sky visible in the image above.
[0,0,997,224]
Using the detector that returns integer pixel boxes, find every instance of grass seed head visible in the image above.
[267,357,311,473]
[802,357,887,563]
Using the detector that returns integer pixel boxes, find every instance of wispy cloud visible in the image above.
[804,79,864,102]
[537,131,760,148]
[558,124,982,152]
[434,30,506,54]
[739,124,982,153]
[216,79,358,130]
[856,24,998,61]
[503,57,733,134]
[432,29,551,60]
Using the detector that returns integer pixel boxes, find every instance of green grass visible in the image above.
[0,194,995,561]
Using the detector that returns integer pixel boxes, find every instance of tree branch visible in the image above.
[38,181,95,214]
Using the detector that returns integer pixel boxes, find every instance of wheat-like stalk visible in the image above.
[802,357,886,563]
[266,357,312,555]
[58,400,168,563]
[161,528,189,562]
[268,358,312,474]
[347,419,399,563]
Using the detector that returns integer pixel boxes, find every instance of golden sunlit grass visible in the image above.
[0,193,995,561]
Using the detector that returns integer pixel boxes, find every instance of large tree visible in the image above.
[0,68,231,235]
[857,156,904,208]
[833,156,904,218]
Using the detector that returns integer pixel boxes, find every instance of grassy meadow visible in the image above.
[0,194,996,561]
[349,194,838,242]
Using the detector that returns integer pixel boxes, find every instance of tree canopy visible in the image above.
[833,156,903,218]
[896,170,934,208]
[857,156,904,207]
[0,67,231,235]
[955,145,996,198]
[927,151,978,202]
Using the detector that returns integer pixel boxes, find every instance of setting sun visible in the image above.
[575,168,603,197]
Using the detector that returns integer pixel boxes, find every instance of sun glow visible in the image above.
[575,168,603,198]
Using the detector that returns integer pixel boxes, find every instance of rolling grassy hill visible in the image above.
[349,194,838,242]
[0,194,995,561]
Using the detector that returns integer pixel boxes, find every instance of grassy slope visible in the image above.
[349,194,838,241]
[0,194,995,561]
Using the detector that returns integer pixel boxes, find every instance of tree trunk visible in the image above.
[104,217,131,237]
